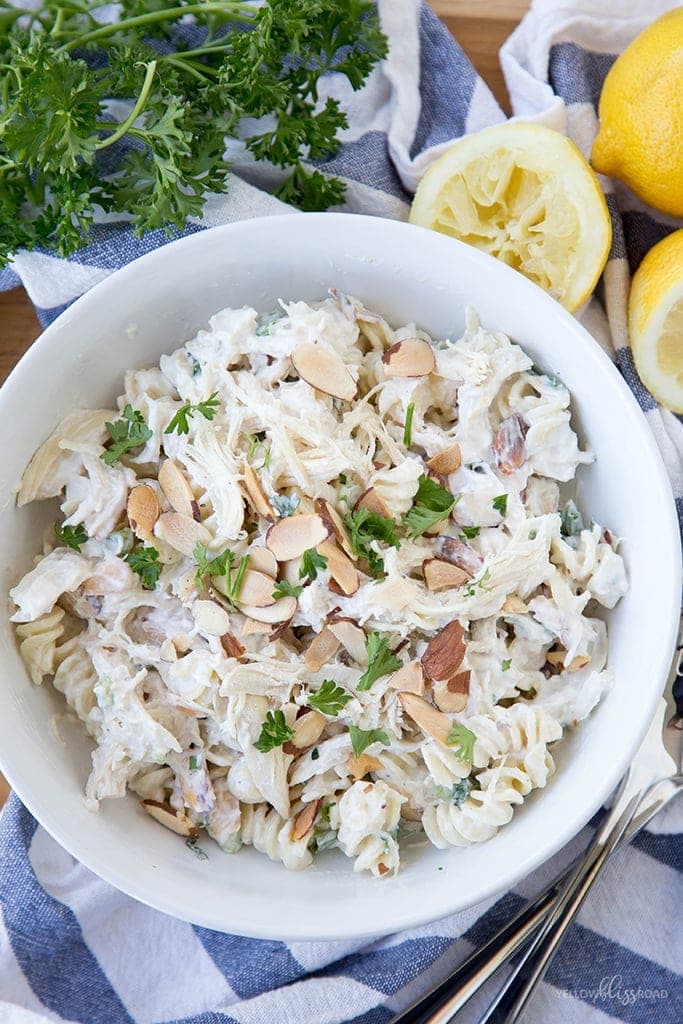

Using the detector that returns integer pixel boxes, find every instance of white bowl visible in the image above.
[0,214,679,940]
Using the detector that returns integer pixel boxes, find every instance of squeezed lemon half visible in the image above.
[629,229,683,413]
[409,124,612,311]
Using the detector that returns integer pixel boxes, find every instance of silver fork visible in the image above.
[389,693,682,1024]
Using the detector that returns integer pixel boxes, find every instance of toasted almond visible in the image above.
[423,558,471,592]
[434,536,482,577]
[382,338,435,378]
[158,459,200,521]
[317,539,359,596]
[289,709,326,749]
[266,513,330,561]
[140,800,199,838]
[159,638,178,662]
[220,632,245,657]
[127,485,160,538]
[192,598,231,636]
[280,556,303,586]
[304,628,340,671]
[247,547,278,578]
[269,619,293,643]
[502,594,528,614]
[241,617,272,636]
[398,692,451,744]
[433,672,470,713]
[291,343,357,401]
[493,414,528,475]
[243,464,274,520]
[421,620,466,682]
[546,649,566,667]
[291,799,321,841]
[546,650,590,672]
[354,487,392,519]
[240,595,297,623]
[235,569,277,608]
[316,498,354,557]
[377,862,390,876]
[347,753,383,780]
[427,443,462,475]
[154,512,210,557]
[327,618,367,665]
[387,660,425,694]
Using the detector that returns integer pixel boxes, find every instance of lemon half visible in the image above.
[629,229,683,413]
[409,124,612,311]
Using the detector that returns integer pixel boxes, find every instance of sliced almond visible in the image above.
[291,799,321,841]
[433,672,470,713]
[387,660,425,695]
[317,539,359,596]
[159,638,178,662]
[347,753,383,780]
[354,487,392,519]
[247,546,278,578]
[382,338,435,378]
[220,632,245,658]
[423,558,471,592]
[305,628,340,671]
[493,414,528,475]
[280,556,303,586]
[158,459,200,521]
[140,800,199,838]
[127,485,160,538]
[269,619,293,643]
[502,594,528,615]
[240,595,297,623]
[192,598,231,636]
[316,498,354,557]
[289,709,326,750]
[434,536,482,577]
[421,620,466,682]
[266,513,330,562]
[154,512,210,557]
[427,444,462,475]
[243,464,274,520]
[235,569,277,608]
[398,692,451,744]
[327,618,367,665]
[241,617,272,637]
[291,343,357,401]
[546,650,590,672]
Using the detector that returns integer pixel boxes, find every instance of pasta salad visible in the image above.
[10,294,628,877]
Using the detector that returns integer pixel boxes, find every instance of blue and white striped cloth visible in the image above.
[1,2,681,1022]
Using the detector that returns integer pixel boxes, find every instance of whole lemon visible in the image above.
[591,8,683,217]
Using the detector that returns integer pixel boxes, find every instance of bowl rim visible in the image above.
[0,212,680,940]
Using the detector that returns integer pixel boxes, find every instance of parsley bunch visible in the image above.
[0,1,387,265]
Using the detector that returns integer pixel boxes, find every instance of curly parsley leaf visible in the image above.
[460,526,480,540]
[165,393,220,436]
[53,522,88,551]
[308,680,353,716]
[194,542,248,606]
[464,567,492,598]
[254,709,295,753]
[502,658,512,672]
[272,579,304,600]
[492,493,508,516]
[403,475,458,539]
[356,631,401,692]
[446,723,476,763]
[125,543,161,589]
[101,405,152,466]
[348,724,390,759]
[299,548,328,581]
[344,506,399,578]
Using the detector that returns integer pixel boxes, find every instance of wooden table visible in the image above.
[0,0,529,807]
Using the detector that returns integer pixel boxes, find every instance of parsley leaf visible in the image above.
[254,710,295,753]
[460,525,480,540]
[403,475,458,539]
[101,405,152,466]
[492,493,508,516]
[125,544,161,589]
[189,755,200,771]
[403,402,415,447]
[357,631,401,691]
[348,724,390,759]
[165,393,220,435]
[446,723,476,763]
[344,507,399,578]
[272,579,303,599]
[502,658,512,672]
[464,567,492,598]
[53,522,88,551]
[241,431,272,469]
[194,542,248,607]
[308,680,353,716]
[560,499,584,537]
[299,548,328,581]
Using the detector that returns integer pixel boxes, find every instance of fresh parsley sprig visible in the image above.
[344,507,399,578]
[299,548,328,582]
[272,579,303,600]
[53,522,88,551]
[101,405,152,466]
[165,393,220,436]
[446,723,476,763]
[194,542,248,607]
[403,475,458,539]
[308,680,353,716]
[492,493,508,516]
[254,710,295,753]
[357,631,401,692]
[348,724,390,759]
[125,544,161,589]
